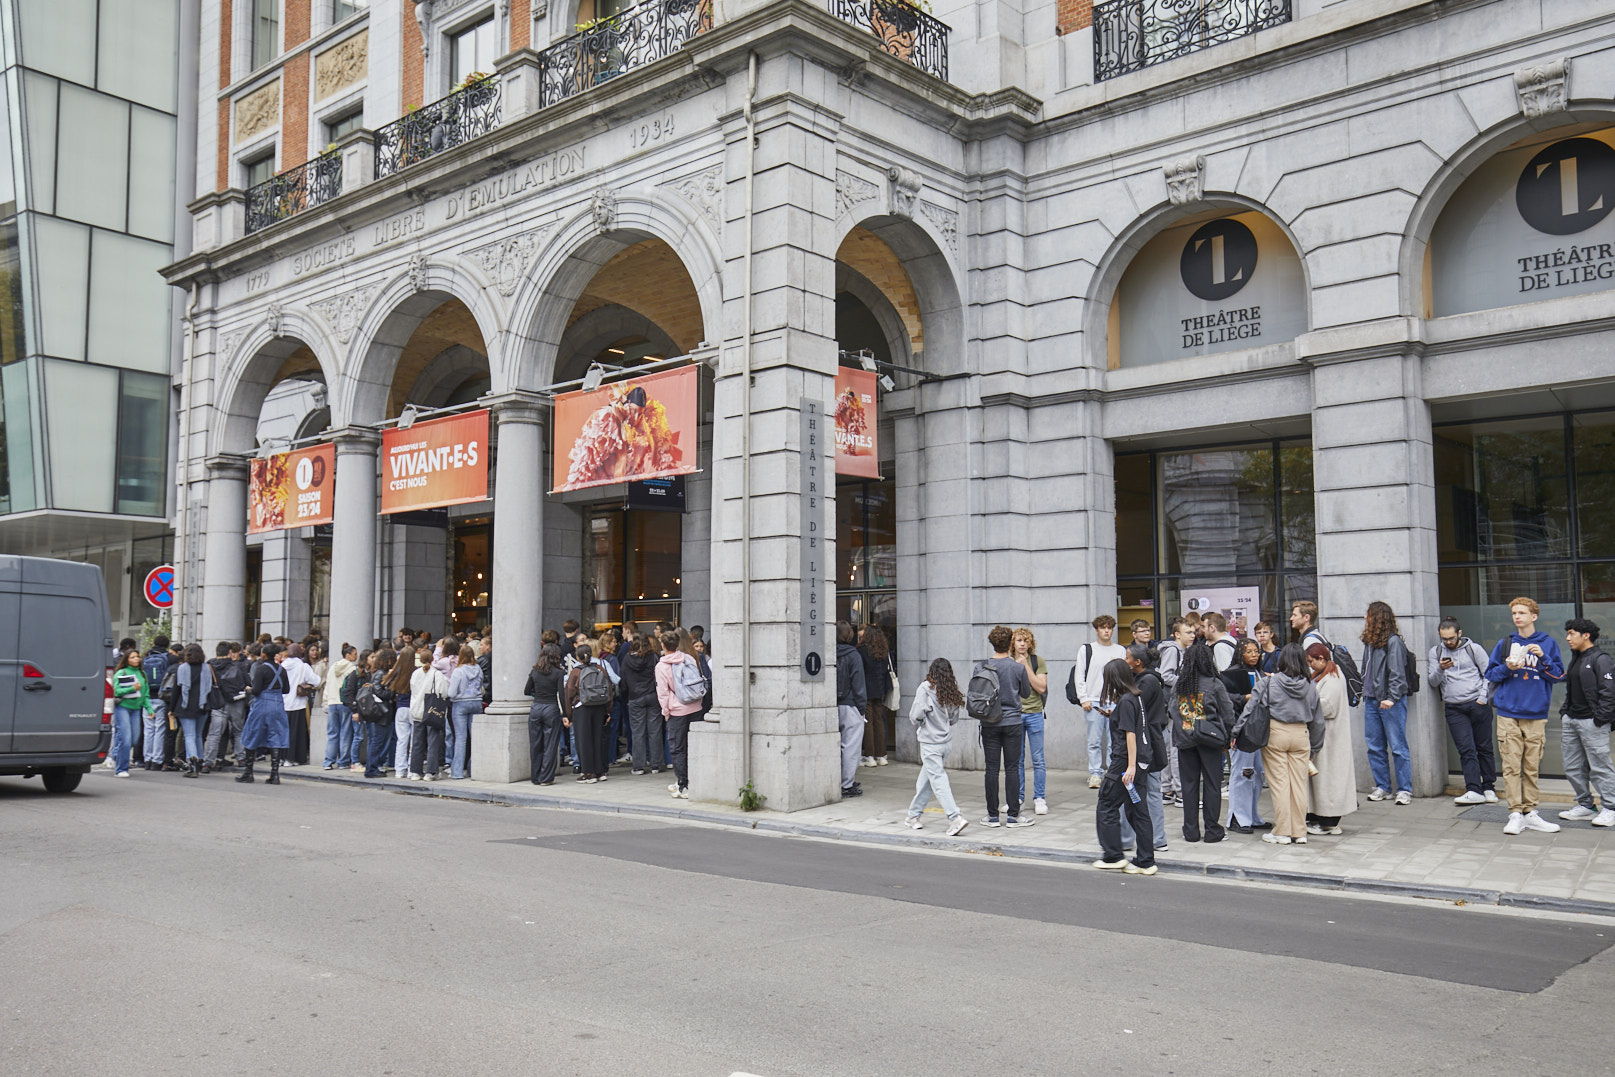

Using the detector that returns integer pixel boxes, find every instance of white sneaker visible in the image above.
[1261,833,1292,845]
[1593,809,1615,828]
[1306,823,1326,836]
[904,816,923,830]
[946,816,968,837]
[876,756,889,766]
[1503,812,1526,835]
[102,758,115,769]
[1453,790,1487,805]
[861,756,877,768]
[1483,790,1498,803]
[409,772,423,781]
[1088,775,1101,789]
[1394,791,1412,806]
[1092,858,1127,870]
[1033,797,1048,816]
[676,788,689,799]
[1367,788,1390,802]
[668,782,681,793]
[1000,803,1009,814]
[115,771,129,778]
[1559,805,1597,821]
[1522,811,1561,833]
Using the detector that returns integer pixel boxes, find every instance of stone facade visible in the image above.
[169,0,1615,808]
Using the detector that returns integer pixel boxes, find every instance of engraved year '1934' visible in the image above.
[629,114,674,150]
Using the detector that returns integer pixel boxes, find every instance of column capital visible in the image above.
[331,425,383,453]
[204,453,252,479]
[485,390,547,425]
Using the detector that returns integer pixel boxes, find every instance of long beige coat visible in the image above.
[1310,670,1358,818]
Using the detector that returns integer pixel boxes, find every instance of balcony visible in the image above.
[535,0,714,110]
[244,153,343,235]
[1092,0,1292,82]
[828,0,949,82]
[374,74,503,180]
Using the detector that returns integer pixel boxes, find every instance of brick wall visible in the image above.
[1057,0,1093,35]
[511,0,531,50]
[217,0,233,189]
[283,53,310,168]
[402,7,424,109]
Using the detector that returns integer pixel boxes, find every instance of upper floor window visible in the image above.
[243,151,276,190]
[251,0,282,70]
[332,0,368,21]
[448,16,497,88]
[324,107,364,144]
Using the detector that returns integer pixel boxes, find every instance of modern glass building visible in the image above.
[0,0,186,635]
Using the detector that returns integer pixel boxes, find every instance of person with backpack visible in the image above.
[564,644,614,783]
[109,648,150,778]
[321,644,359,771]
[524,643,567,785]
[171,644,215,779]
[237,644,290,785]
[357,649,397,778]
[1092,659,1156,875]
[408,647,452,782]
[1253,644,1327,845]
[280,643,320,766]
[1486,596,1566,836]
[1305,642,1358,835]
[1121,643,1170,852]
[448,643,483,780]
[834,621,868,799]
[1155,616,1196,808]
[1011,627,1050,815]
[656,629,705,799]
[203,642,249,773]
[1221,637,1271,834]
[1428,616,1497,806]
[1290,602,1326,650]
[1556,618,1615,828]
[1073,615,1126,789]
[620,635,665,775]
[904,657,970,837]
[1173,639,1233,843]
[1203,613,1238,672]
[969,625,1033,828]
[1360,601,1413,805]
[141,635,172,771]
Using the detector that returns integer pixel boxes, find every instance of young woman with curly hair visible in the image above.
[1359,600,1413,804]
[903,658,970,837]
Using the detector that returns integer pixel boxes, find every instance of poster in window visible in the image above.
[380,409,490,514]
[551,366,699,493]
[833,367,879,478]
[1181,587,1260,641]
[247,442,335,534]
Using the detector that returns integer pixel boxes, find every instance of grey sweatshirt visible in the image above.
[908,680,962,746]
[1250,672,1325,751]
[1426,637,1491,705]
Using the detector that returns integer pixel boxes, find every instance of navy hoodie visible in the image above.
[1485,630,1564,720]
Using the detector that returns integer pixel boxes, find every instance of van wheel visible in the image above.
[40,769,82,794]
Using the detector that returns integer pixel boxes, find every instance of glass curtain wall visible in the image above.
[1116,440,1316,643]
[1434,410,1615,777]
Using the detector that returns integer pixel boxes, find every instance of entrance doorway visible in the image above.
[584,506,682,630]
[453,516,492,632]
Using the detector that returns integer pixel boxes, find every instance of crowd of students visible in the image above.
[103,619,715,796]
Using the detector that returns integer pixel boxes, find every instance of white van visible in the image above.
[0,556,114,792]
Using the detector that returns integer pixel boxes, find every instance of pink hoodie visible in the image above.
[655,651,703,717]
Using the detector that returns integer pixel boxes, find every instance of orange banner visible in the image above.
[247,443,334,534]
[380,409,489,514]
[833,367,879,478]
[552,366,699,493]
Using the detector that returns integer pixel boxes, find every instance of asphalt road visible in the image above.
[3,771,1612,1076]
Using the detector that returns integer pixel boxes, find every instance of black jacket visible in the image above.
[619,652,660,701]
[860,647,891,703]
[837,643,867,709]
[1173,677,1235,751]
[1220,665,1263,713]
[1562,647,1615,727]
[1137,669,1169,732]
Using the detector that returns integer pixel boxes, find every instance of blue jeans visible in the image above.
[177,716,204,760]
[364,720,392,776]
[1021,712,1047,800]
[111,706,141,772]
[1229,749,1265,825]
[908,741,961,819]
[1364,696,1411,794]
[1120,769,1167,848]
[1085,706,1110,777]
[450,700,479,778]
[143,703,168,764]
[323,704,354,767]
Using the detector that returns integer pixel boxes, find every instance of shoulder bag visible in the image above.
[883,657,900,711]
[1232,679,1273,753]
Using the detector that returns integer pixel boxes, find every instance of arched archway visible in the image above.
[214,317,340,457]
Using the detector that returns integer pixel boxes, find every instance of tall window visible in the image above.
[251,0,282,70]
[1115,440,1316,641]
[332,0,367,22]
[324,107,364,144]
[584,507,682,629]
[448,16,497,88]
[243,152,276,189]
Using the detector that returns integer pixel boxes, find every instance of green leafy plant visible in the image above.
[136,613,172,655]
[575,14,624,33]
[738,780,767,812]
[457,70,492,90]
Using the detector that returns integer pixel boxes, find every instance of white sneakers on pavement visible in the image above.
[904,816,923,830]
[1087,775,1101,789]
[1367,787,1390,801]
[1033,797,1048,815]
[1394,790,1412,805]
[861,756,876,768]
[1484,790,1498,803]
[1453,790,1487,805]
[1503,812,1526,835]
[1261,833,1292,845]
[1593,809,1615,827]
[1506,811,1560,834]
[1560,805,1597,821]
[875,756,889,766]
[946,816,969,837]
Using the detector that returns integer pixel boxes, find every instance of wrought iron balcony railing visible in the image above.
[374,74,503,180]
[1092,0,1292,83]
[244,153,343,234]
[828,0,948,82]
[536,0,714,110]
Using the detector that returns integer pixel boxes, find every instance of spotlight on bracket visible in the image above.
[582,363,606,392]
[397,403,420,431]
[856,349,877,373]
[878,373,896,393]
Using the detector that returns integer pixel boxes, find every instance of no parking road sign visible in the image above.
[144,565,176,610]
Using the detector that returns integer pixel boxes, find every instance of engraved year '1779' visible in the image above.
[629,114,674,150]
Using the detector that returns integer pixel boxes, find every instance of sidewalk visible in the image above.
[280,761,1615,918]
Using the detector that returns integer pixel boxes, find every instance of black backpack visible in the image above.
[966,662,1003,723]
[1403,644,1421,696]
[577,663,612,707]
[1318,634,1364,706]
[355,679,394,723]
[339,668,363,707]
[1064,643,1097,705]
[212,658,247,698]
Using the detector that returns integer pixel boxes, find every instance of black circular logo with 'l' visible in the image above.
[1180,218,1259,302]
[1516,137,1615,236]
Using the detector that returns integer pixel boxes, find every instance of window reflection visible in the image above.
[1434,416,1570,564]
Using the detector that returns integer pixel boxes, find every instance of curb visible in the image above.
[279,767,1615,919]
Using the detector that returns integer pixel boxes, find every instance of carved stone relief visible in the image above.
[661,166,724,231]
[917,199,959,252]
[234,80,281,144]
[315,29,369,102]
[310,283,382,344]
[835,169,879,219]
[1515,59,1569,119]
[1164,155,1205,206]
[888,166,921,218]
[466,223,557,297]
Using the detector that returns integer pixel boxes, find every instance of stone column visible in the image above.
[1307,347,1443,796]
[329,427,381,654]
[201,455,250,649]
[480,392,546,784]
